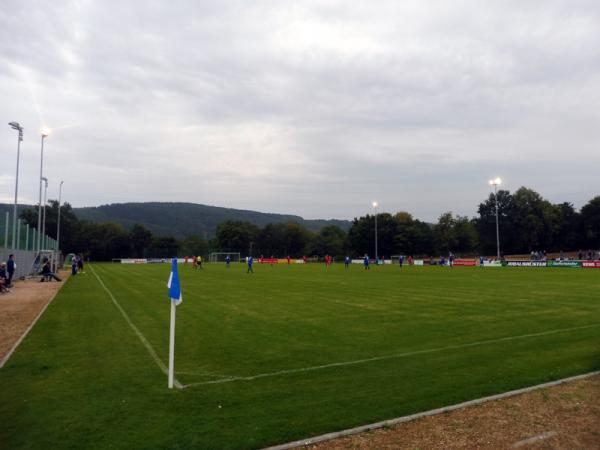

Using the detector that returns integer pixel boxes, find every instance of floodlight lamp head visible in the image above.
[41,126,51,137]
[494,177,502,185]
[372,201,378,208]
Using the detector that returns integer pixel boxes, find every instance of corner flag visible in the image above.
[167,258,182,305]
[167,258,182,389]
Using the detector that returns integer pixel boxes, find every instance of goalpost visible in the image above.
[209,252,241,263]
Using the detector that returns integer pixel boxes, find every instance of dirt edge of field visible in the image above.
[265,372,600,450]
[0,271,68,367]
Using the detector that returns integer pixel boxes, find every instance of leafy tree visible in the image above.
[393,212,434,256]
[130,224,153,258]
[453,215,478,253]
[581,196,600,248]
[346,216,373,257]
[310,225,346,257]
[215,220,259,253]
[147,236,179,258]
[512,187,553,252]
[476,190,517,255]
[281,222,312,257]
[20,200,80,252]
[71,221,131,260]
[256,223,286,257]
[433,212,457,254]
[179,235,209,257]
[552,202,581,251]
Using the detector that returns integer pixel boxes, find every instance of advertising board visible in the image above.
[503,260,547,267]
[582,261,600,268]
[547,260,582,268]
[483,261,502,267]
[454,259,476,266]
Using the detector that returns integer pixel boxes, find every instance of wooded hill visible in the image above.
[71,202,350,238]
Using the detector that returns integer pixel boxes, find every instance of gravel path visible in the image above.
[0,273,67,366]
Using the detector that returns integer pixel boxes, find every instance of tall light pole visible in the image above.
[9,122,24,249]
[488,178,502,259]
[56,181,64,251]
[37,127,51,252]
[42,177,48,249]
[372,201,378,262]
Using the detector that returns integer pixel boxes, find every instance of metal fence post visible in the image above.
[16,219,21,250]
[4,212,9,248]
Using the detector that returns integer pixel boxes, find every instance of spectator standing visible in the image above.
[6,254,15,287]
[77,254,85,274]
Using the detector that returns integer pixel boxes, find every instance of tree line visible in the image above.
[19,186,600,260]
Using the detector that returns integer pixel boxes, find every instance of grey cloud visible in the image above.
[1,0,599,222]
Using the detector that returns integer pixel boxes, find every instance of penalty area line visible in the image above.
[183,322,600,388]
[90,265,183,389]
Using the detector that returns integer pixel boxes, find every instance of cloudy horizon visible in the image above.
[1,0,599,222]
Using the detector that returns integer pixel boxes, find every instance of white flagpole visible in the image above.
[168,300,176,389]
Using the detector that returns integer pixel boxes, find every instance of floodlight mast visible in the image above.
[9,122,23,249]
[42,177,48,248]
[372,201,378,262]
[56,181,64,252]
[488,178,502,259]
[37,127,50,252]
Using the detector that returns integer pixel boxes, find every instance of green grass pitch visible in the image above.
[1,263,599,449]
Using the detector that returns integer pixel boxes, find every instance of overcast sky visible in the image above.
[1,0,599,221]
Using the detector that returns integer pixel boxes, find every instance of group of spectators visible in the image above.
[577,250,600,261]
[0,254,16,293]
[71,254,85,275]
[531,250,600,261]
[530,250,548,261]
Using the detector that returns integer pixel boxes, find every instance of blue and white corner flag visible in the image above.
[167,258,182,305]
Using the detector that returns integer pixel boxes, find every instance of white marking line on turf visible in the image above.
[176,370,236,379]
[0,283,64,369]
[183,323,600,388]
[263,371,600,450]
[512,431,558,448]
[90,265,183,389]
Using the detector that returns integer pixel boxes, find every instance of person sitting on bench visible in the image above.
[40,260,62,282]
[0,263,10,292]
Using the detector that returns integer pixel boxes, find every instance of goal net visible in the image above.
[209,252,241,263]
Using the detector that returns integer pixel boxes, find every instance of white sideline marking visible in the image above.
[264,371,599,450]
[512,431,558,448]
[0,283,64,369]
[184,322,600,388]
[90,265,182,389]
